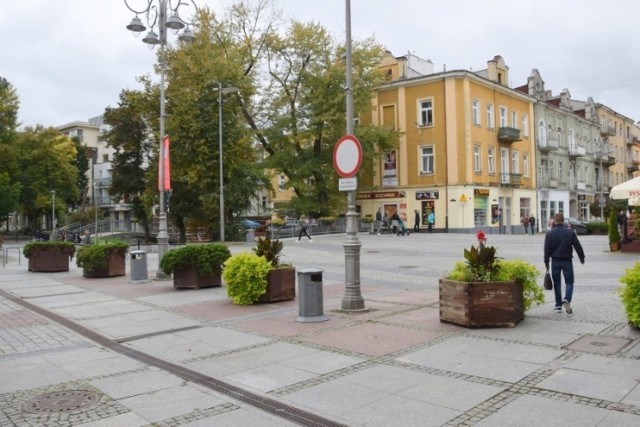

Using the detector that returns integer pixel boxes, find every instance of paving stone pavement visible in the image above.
[0,232,639,426]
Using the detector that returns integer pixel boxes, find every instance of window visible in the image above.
[549,159,555,179]
[511,151,519,174]
[487,104,494,129]
[511,111,517,128]
[500,148,509,183]
[473,145,481,172]
[102,154,109,163]
[472,99,480,125]
[523,153,529,177]
[420,145,434,174]
[488,146,496,174]
[418,99,433,126]
[539,120,546,145]
[558,161,564,182]
[278,174,286,191]
[522,114,529,136]
[569,129,575,150]
[499,106,507,127]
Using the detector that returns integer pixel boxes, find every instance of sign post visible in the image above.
[337,0,366,313]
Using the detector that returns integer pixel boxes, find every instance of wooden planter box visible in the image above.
[28,251,70,272]
[83,252,126,278]
[173,267,222,289]
[259,266,296,302]
[439,279,524,328]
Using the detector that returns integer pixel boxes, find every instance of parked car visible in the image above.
[266,220,299,236]
[243,219,261,229]
[566,217,588,235]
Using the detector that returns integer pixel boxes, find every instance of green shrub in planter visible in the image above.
[223,252,271,305]
[446,258,544,311]
[76,240,129,272]
[23,241,76,259]
[159,243,231,276]
[609,209,621,245]
[618,262,640,329]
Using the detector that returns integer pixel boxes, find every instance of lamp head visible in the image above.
[142,30,160,46]
[178,27,195,43]
[126,16,146,33]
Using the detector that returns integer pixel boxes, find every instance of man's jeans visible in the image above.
[551,259,574,307]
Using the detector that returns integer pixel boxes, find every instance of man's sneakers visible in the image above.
[554,306,562,314]
[562,300,573,314]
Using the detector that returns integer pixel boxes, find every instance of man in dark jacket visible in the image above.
[544,213,585,314]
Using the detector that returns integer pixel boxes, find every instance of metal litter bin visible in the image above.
[130,250,150,283]
[295,268,328,323]
[246,228,255,243]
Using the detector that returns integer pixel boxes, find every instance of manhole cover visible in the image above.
[22,390,101,414]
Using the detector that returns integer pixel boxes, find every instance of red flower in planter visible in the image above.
[464,231,500,281]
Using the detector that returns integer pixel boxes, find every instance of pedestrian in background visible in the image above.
[529,215,536,235]
[296,216,312,242]
[427,211,434,233]
[522,216,530,234]
[544,213,585,314]
[414,209,420,233]
[375,207,383,235]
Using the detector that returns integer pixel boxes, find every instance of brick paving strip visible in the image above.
[0,288,347,427]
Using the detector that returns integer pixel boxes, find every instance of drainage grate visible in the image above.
[590,341,608,347]
[22,390,101,414]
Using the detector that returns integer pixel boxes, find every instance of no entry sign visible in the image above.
[333,134,362,178]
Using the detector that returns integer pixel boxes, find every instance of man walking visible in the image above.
[414,209,420,233]
[544,213,585,314]
[375,207,383,235]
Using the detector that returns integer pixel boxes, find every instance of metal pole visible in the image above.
[94,181,98,243]
[219,82,225,242]
[340,0,365,312]
[155,0,170,278]
[51,191,55,234]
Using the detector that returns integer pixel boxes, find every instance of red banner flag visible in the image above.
[158,136,171,191]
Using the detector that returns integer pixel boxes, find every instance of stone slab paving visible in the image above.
[0,233,639,426]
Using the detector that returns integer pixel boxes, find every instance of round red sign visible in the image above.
[333,134,362,178]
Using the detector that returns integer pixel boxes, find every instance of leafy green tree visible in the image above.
[0,172,21,226]
[204,3,398,217]
[0,77,20,198]
[101,87,155,241]
[71,137,90,209]
[14,126,78,230]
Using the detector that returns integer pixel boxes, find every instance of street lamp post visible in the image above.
[215,83,240,243]
[51,190,56,235]
[124,0,197,278]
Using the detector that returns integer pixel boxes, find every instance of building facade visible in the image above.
[358,53,536,234]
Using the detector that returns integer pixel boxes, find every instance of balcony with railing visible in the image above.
[594,151,616,166]
[94,177,112,188]
[499,173,521,186]
[600,125,616,136]
[626,158,640,172]
[497,127,521,143]
[568,143,586,158]
[538,136,559,152]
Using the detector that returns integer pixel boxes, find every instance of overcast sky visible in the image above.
[2,0,639,129]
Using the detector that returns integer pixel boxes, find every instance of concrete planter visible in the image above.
[439,278,523,328]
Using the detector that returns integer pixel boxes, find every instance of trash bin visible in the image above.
[130,250,150,283]
[246,228,255,244]
[295,268,328,323]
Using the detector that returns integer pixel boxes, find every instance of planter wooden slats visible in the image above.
[439,279,523,328]
[173,267,222,289]
[28,251,70,272]
[259,266,296,302]
[83,252,126,278]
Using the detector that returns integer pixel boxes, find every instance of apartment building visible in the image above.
[57,116,130,226]
[358,53,536,233]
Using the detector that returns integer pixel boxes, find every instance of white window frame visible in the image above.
[559,161,565,182]
[473,145,481,172]
[522,114,529,136]
[511,111,517,128]
[472,99,480,125]
[488,146,496,174]
[487,104,494,129]
[539,120,546,145]
[499,106,507,127]
[511,150,519,174]
[523,153,529,178]
[500,148,509,183]
[419,145,435,174]
[278,174,286,191]
[418,98,434,127]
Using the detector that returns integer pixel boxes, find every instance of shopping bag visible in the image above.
[543,269,553,290]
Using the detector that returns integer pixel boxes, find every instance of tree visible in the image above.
[70,137,90,209]
[205,2,398,217]
[0,172,21,226]
[101,87,155,241]
[14,126,78,230]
